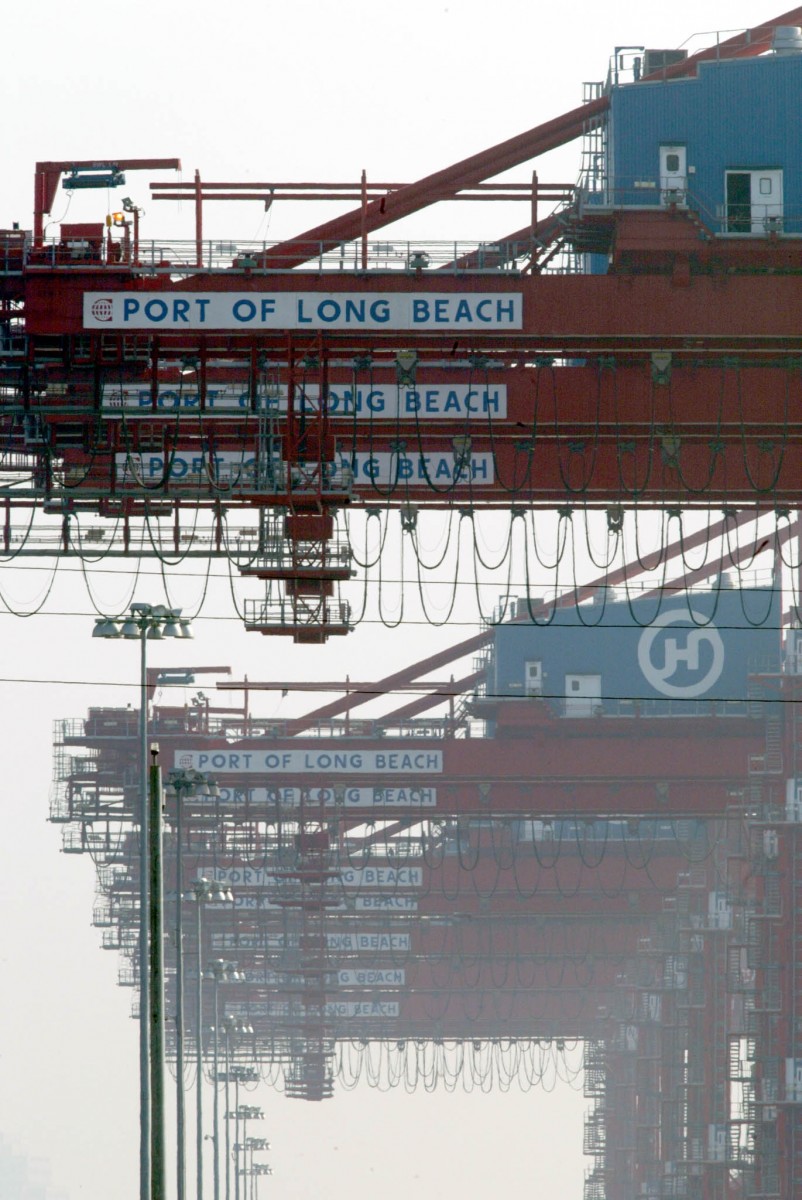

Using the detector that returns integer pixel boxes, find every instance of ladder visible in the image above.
[578,81,607,195]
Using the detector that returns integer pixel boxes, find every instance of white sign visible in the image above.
[214,865,422,889]
[349,452,493,486]
[242,969,286,985]
[225,1002,291,1017]
[355,896,419,911]
[229,894,347,912]
[212,932,290,949]
[103,382,508,420]
[325,1001,399,1017]
[337,969,405,986]
[224,1000,400,1018]
[115,449,494,487]
[85,291,522,330]
[212,930,412,951]
[340,867,422,888]
[209,786,437,808]
[174,748,443,774]
[637,609,725,699]
[216,867,284,888]
[231,895,288,911]
[326,932,411,952]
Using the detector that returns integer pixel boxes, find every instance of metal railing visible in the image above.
[234,538,352,569]
[243,596,351,632]
[21,236,538,274]
[579,178,802,237]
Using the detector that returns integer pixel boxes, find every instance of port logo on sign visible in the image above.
[637,609,724,699]
[90,297,114,322]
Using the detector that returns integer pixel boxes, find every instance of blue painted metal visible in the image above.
[607,55,802,230]
[491,587,779,711]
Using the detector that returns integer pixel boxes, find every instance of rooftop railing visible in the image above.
[17,236,537,274]
[579,179,802,237]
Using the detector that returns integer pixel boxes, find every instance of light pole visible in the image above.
[92,603,190,1200]
[227,1068,258,1200]
[221,1017,234,1200]
[148,743,165,1200]
[163,770,219,1200]
[220,1019,254,1200]
[208,960,245,1200]
[243,1140,271,1200]
[235,1109,264,1200]
[250,1161,272,1200]
[191,880,233,1200]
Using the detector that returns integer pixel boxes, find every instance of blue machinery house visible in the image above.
[490,588,780,717]
[585,28,802,235]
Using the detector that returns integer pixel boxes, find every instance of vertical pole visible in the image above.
[360,169,368,270]
[196,902,204,1200]
[195,170,203,268]
[241,1118,248,1200]
[150,336,159,411]
[34,167,45,247]
[139,628,151,1200]
[213,978,221,1200]
[176,785,186,1200]
[149,745,166,1200]
[224,1033,231,1200]
[200,343,208,413]
[234,1082,240,1200]
[797,513,802,624]
[286,334,296,468]
[531,170,538,240]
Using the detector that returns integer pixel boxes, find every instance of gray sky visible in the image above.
[0,2,781,1197]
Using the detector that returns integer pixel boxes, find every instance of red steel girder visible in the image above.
[213,916,655,960]
[54,433,802,506]
[27,269,802,351]
[254,959,631,991]
[230,988,617,1032]
[156,714,764,817]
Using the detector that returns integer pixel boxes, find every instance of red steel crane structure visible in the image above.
[19,7,802,1199]
[3,10,802,637]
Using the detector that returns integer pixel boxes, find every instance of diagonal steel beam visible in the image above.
[260,10,802,270]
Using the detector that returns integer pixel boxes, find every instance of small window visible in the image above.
[666,153,680,172]
[760,177,773,195]
[571,680,580,692]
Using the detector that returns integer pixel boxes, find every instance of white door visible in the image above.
[564,674,602,717]
[660,144,687,204]
[726,169,784,233]
[524,660,543,696]
[750,170,783,232]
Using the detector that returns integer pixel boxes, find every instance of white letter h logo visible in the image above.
[659,630,707,678]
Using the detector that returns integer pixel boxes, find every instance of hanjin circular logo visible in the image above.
[90,297,114,322]
[637,609,724,699]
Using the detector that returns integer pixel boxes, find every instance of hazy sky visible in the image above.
[0,3,785,1197]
